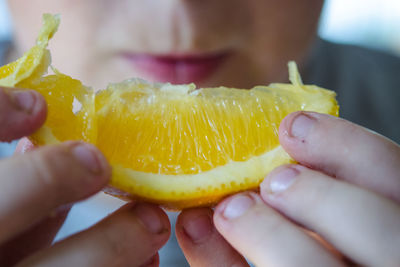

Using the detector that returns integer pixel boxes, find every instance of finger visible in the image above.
[260,164,400,267]
[14,137,36,155]
[176,208,249,267]
[140,253,159,267]
[0,205,71,266]
[18,203,171,267]
[0,141,111,243]
[5,138,62,264]
[214,192,343,267]
[279,111,400,202]
[0,88,47,142]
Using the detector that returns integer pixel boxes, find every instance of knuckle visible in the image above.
[295,175,336,223]
[234,205,285,250]
[254,206,283,234]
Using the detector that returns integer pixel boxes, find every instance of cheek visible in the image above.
[8,1,48,49]
[247,0,323,48]
[9,0,110,87]
[238,0,323,82]
[8,0,104,50]
[95,0,253,53]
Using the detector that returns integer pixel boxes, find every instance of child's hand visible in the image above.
[0,87,170,266]
[176,112,400,267]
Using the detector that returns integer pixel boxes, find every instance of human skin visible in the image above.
[7,0,323,89]
[3,0,400,266]
[176,112,400,266]
[0,88,170,266]
[2,92,399,267]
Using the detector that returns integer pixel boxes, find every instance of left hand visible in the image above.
[175,111,400,267]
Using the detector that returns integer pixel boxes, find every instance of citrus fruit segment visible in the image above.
[0,14,58,86]
[0,14,339,209]
[0,14,96,144]
[96,66,338,209]
[21,71,96,145]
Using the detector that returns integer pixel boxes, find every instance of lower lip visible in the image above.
[121,52,230,84]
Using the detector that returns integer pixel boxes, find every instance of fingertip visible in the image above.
[213,189,344,267]
[177,208,213,244]
[260,164,301,196]
[15,90,47,116]
[64,141,112,192]
[31,90,48,127]
[18,203,168,267]
[69,142,110,176]
[177,208,250,267]
[279,111,318,145]
[278,111,297,140]
[139,253,159,267]
[132,203,171,237]
[11,90,47,130]
[109,203,170,259]
[98,202,170,255]
[213,192,261,234]
[0,89,47,141]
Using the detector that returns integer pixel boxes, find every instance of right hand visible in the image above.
[175,112,400,267]
[0,87,170,267]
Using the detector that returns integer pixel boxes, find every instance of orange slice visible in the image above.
[0,14,338,209]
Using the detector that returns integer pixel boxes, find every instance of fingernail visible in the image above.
[266,166,299,193]
[183,213,212,243]
[290,113,316,140]
[222,194,254,220]
[13,91,36,113]
[134,204,165,234]
[71,143,104,174]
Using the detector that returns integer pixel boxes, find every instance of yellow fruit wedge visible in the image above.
[0,14,338,209]
[0,14,96,145]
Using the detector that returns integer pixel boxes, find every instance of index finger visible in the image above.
[279,111,400,202]
[0,87,47,142]
[0,142,110,243]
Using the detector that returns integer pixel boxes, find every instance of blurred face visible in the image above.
[8,0,323,89]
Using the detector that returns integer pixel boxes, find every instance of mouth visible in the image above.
[120,51,230,84]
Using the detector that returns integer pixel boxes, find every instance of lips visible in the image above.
[121,52,230,84]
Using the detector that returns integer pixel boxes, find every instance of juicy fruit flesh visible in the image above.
[96,77,337,208]
[0,15,96,146]
[21,73,96,145]
[97,84,285,175]
[96,80,337,176]
[0,14,339,209]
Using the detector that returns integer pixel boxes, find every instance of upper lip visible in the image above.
[120,50,231,84]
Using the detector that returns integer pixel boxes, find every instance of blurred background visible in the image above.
[0,0,399,265]
[319,0,400,55]
[1,0,400,56]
